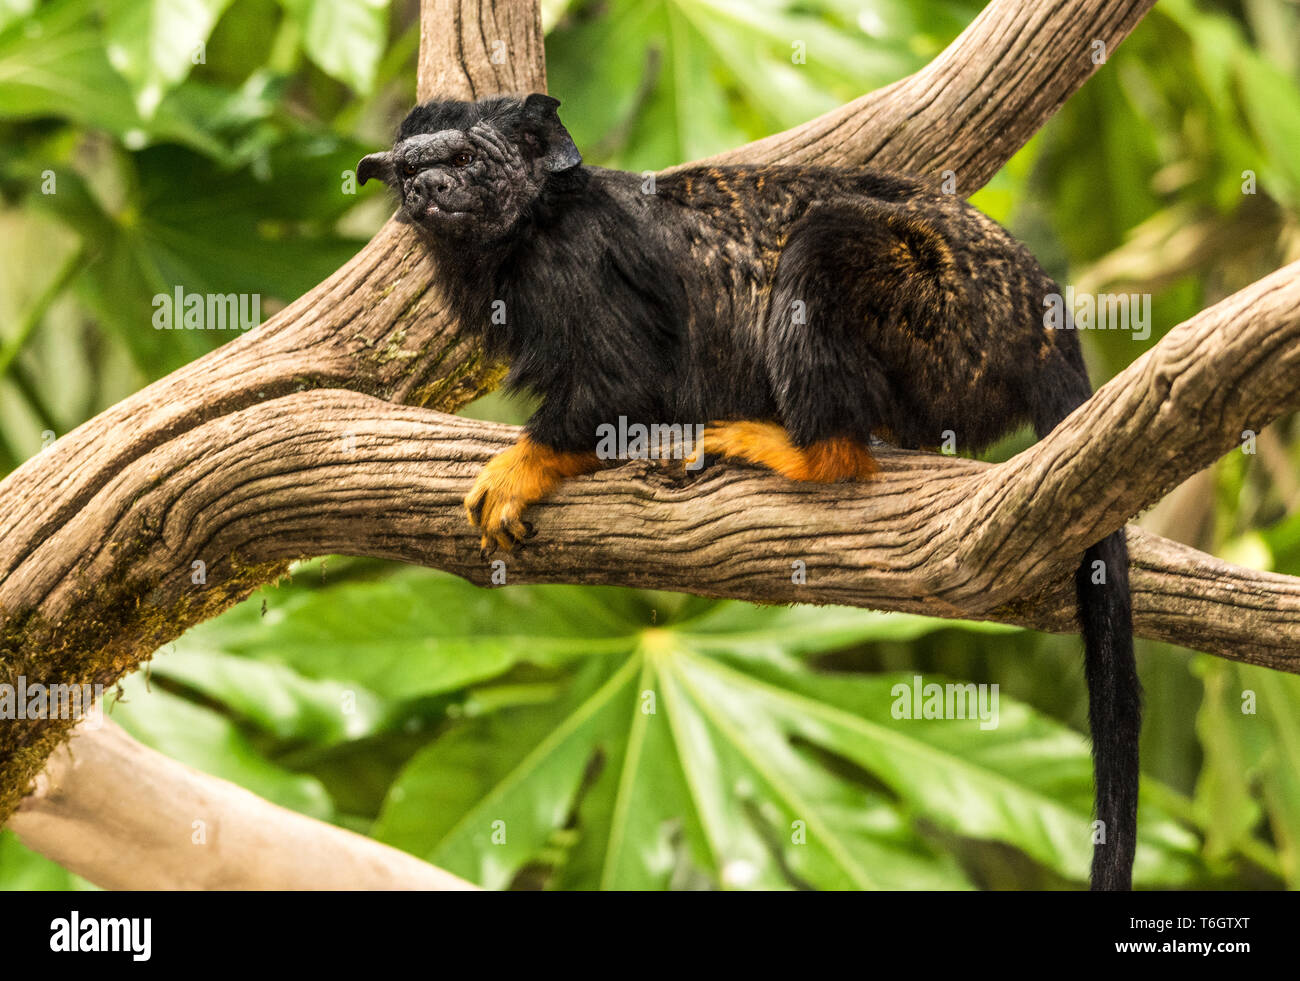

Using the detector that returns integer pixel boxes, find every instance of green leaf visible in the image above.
[293,0,388,95]
[1192,659,1267,864]
[1234,52,1300,209]
[1259,509,1300,576]
[25,138,369,372]
[147,647,387,743]
[541,0,578,33]
[1251,670,1300,886]
[376,657,646,889]
[173,564,1204,890]
[176,567,646,699]
[0,0,226,153]
[0,0,142,133]
[651,651,971,889]
[374,613,1199,889]
[699,653,1200,886]
[103,0,235,119]
[0,0,35,35]
[546,0,933,170]
[674,601,1017,657]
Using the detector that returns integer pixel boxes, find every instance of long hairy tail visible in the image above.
[1035,357,1142,891]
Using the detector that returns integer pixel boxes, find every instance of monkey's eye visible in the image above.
[402,161,418,177]
[451,151,474,168]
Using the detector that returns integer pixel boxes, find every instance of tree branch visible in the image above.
[7,262,1293,674]
[417,0,546,101]
[8,720,475,890]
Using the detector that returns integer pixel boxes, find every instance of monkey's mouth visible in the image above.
[403,199,475,231]
[422,202,468,220]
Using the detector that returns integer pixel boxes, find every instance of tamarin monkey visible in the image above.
[358,94,1141,891]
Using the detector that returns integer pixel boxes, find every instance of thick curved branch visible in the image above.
[5,274,1292,671]
[40,395,1300,667]
[5,260,1297,675]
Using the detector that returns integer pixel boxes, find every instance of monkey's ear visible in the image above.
[520,93,582,173]
[357,151,396,186]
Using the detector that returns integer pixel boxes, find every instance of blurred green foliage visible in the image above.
[1,0,1298,890]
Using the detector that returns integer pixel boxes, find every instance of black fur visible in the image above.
[359,94,1143,890]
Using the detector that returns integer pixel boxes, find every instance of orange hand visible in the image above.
[701,420,877,482]
[465,436,601,555]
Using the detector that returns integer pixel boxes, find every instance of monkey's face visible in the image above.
[357,94,582,245]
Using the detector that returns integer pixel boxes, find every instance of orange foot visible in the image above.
[700,420,877,482]
[465,436,601,556]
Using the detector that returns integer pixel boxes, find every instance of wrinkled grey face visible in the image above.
[357,94,582,244]
[391,125,531,239]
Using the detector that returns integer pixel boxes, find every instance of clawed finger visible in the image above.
[465,488,486,527]
[501,511,530,545]
[478,520,526,558]
[481,529,517,555]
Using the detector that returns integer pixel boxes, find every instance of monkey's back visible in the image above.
[636,165,1090,450]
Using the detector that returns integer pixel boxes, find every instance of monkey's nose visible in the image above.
[409,173,452,212]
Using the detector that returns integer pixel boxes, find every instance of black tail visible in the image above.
[1077,531,1140,889]
[1035,361,1142,891]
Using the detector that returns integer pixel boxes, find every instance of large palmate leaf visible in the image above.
[372,593,1202,889]
[120,559,1209,890]
[375,650,971,890]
